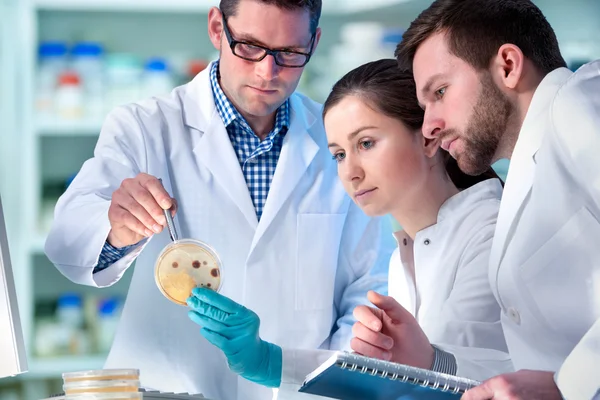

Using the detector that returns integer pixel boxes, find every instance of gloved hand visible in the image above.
[187,287,282,387]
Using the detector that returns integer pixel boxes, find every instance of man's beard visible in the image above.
[454,73,513,176]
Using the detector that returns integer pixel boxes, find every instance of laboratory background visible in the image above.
[0,0,598,398]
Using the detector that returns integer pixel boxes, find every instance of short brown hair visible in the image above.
[220,0,322,33]
[396,0,566,74]
[323,59,502,191]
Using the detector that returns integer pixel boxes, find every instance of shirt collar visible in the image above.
[411,178,503,241]
[209,60,290,137]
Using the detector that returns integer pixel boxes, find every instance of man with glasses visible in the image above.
[45,0,390,399]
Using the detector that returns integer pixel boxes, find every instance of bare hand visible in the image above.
[107,173,177,248]
[351,291,434,369]
[461,370,562,400]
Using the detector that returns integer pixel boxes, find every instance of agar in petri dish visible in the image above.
[155,239,223,305]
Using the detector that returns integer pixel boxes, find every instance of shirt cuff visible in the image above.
[93,241,135,274]
[431,345,458,375]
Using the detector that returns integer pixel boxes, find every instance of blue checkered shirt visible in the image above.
[94,60,289,273]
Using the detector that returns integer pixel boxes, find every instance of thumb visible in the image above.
[461,381,495,400]
[367,291,414,323]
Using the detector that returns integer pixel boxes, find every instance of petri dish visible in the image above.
[64,393,143,400]
[63,380,139,395]
[63,369,139,383]
[154,238,223,305]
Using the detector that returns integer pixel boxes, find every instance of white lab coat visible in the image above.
[45,63,390,400]
[276,180,513,397]
[388,179,512,381]
[452,61,600,399]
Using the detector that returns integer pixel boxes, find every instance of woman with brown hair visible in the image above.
[185,59,513,395]
[323,58,512,380]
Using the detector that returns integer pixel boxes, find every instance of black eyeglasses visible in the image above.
[221,12,315,68]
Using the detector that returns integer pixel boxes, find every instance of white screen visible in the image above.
[0,195,27,378]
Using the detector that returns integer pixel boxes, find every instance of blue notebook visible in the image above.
[298,351,480,400]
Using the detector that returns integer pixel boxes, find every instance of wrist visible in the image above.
[262,341,283,388]
[107,230,128,248]
[430,345,457,375]
[243,341,282,388]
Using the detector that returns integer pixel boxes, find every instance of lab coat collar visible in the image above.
[391,178,502,247]
[437,178,503,223]
[182,60,317,133]
[186,61,320,242]
[514,67,573,162]
[182,61,217,131]
[490,67,572,270]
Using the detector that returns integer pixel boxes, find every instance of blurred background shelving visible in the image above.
[0,0,598,398]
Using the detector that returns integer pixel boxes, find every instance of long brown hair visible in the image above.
[323,59,502,190]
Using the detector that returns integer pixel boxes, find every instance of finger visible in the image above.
[351,337,391,361]
[191,287,244,315]
[188,310,235,337]
[187,296,233,324]
[127,180,168,227]
[170,197,178,217]
[461,381,495,400]
[352,321,394,350]
[143,175,174,210]
[367,291,413,322]
[198,326,229,349]
[110,204,153,237]
[353,305,383,331]
[115,190,163,233]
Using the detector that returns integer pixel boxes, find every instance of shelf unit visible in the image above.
[32,0,413,14]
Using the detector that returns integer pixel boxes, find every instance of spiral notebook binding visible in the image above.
[335,352,479,395]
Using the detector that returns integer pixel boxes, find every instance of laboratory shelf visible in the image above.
[33,0,214,13]
[35,119,102,137]
[26,355,106,379]
[32,0,409,14]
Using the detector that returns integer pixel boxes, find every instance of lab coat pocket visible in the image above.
[519,206,600,339]
[296,213,346,310]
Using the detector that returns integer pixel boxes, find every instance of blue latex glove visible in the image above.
[187,287,282,388]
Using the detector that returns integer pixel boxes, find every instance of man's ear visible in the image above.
[207,7,224,51]
[490,43,525,90]
[310,27,323,55]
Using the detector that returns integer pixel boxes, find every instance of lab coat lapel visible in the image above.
[489,68,572,270]
[250,95,319,252]
[489,144,536,270]
[185,64,258,230]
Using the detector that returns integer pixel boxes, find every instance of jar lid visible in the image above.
[58,72,81,86]
[64,394,142,400]
[62,369,139,382]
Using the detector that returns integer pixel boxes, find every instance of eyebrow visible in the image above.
[421,73,446,97]
[327,126,377,149]
[233,30,310,51]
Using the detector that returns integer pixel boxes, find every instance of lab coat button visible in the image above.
[424,239,430,245]
[506,307,521,325]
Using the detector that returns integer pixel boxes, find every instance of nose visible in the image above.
[255,54,279,81]
[422,107,445,140]
[339,154,364,185]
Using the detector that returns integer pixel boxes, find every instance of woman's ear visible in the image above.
[422,135,440,159]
